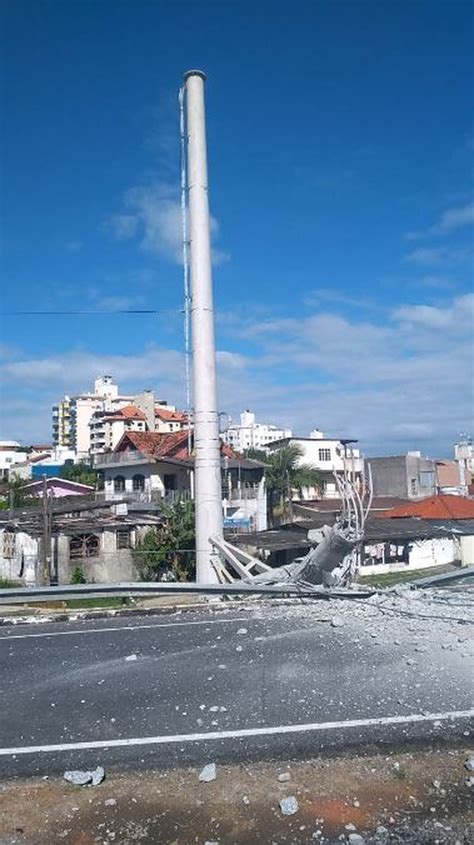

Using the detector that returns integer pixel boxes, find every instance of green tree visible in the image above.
[60,461,102,489]
[247,444,323,525]
[134,499,196,582]
[0,476,36,510]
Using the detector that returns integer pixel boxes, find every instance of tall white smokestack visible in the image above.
[184,69,223,583]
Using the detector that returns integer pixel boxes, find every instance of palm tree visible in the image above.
[248,444,323,526]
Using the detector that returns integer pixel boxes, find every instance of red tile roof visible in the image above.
[115,430,238,461]
[383,494,474,520]
[155,407,188,422]
[105,405,147,421]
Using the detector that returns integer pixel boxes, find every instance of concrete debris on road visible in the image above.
[464,755,474,771]
[277,772,291,782]
[125,653,138,661]
[347,834,365,845]
[104,798,117,806]
[279,795,299,815]
[236,627,247,635]
[331,615,344,628]
[199,763,216,782]
[63,766,104,787]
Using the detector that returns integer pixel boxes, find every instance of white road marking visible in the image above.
[1,709,472,757]
[0,617,261,642]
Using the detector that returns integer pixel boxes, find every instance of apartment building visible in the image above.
[222,410,292,452]
[52,377,183,460]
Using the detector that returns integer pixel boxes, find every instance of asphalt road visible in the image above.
[1,597,473,779]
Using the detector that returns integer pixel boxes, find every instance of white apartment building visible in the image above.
[454,436,474,477]
[266,429,364,499]
[53,377,128,458]
[0,442,28,481]
[89,406,148,456]
[53,377,188,460]
[222,411,292,453]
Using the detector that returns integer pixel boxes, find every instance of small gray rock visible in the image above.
[199,763,216,782]
[277,772,291,783]
[90,766,105,786]
[348,835,365,845]
[464,755,474,772]
[104,798,117,806]
[331,616,344,628]
[64,770,92,786]
[236,628,247,635]
[279,796,299,815]
[345,823,356,831]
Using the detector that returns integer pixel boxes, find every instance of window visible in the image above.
[116,529,131,550]
[419,471,435,489]
[410,478,418,496]
[114,475,125,492]
[2,532,15,558]
[132,474,145,491]
[318,448,331,462]
[164,474,177,491]
[70,534,100,559]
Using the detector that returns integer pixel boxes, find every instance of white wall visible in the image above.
[460,535,474,566]
[0,531,38,584]
[103,463,191,500]
[360,537,455,576]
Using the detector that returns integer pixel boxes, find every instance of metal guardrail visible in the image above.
[0,582,376,605]
[402,565,474,589]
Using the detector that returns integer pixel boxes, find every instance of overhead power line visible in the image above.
[4,308,183,316]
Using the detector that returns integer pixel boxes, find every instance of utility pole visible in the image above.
[41,476,52,585]
[183,70,223,583]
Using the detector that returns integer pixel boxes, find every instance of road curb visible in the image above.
[0,594,314,628]
[0,596,271,627]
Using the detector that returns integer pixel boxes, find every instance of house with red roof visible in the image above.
[155,407,189,433]
[95,430,268,531]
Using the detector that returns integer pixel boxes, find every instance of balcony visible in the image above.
[97,488,191,505]
[94,450,151,468]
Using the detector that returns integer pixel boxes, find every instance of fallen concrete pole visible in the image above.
[0,581,376,605]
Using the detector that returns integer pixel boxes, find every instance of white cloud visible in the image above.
[406,201,474,239]
[393,293,474,329]
[91,296,146,312]
[436,201,474,233]
[405,247,446,266]
[104,214,138,240]
[104,181,230,266]
[1,293,472,454]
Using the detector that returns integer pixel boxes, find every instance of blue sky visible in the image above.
[1,0,473,455]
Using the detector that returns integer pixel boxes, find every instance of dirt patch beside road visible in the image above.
[1,746,473,844]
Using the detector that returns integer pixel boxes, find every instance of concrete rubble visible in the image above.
[198,763,216,783]
[279,795,299,815]
[63,766,105,787]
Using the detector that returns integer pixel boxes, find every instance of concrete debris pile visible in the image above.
[215,469,373,591]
